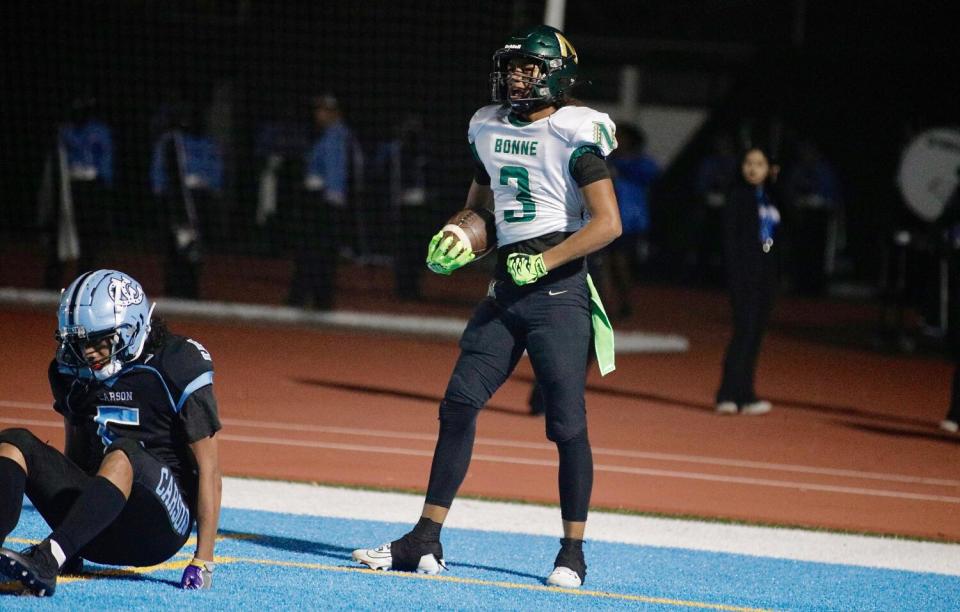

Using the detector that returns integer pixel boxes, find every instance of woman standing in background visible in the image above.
[716,146,781,415]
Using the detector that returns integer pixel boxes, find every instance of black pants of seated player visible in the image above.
[717,252,778,405]
[425,271,594,522]
[289,193,338,309]
[0,429,191,566]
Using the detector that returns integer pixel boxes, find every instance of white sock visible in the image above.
[48,539,66,568]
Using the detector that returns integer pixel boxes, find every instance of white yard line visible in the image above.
[221,476,960,577]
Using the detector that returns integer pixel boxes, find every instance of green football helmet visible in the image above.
[490,25,579,114]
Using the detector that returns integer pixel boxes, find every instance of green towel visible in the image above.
[586,273,615,376]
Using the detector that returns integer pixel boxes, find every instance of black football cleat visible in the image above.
[0,540,59,596]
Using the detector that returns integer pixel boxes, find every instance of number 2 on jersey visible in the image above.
[94,406,140,450]
[500,165,536,223]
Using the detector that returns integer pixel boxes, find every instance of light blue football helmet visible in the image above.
[56,269,155,380]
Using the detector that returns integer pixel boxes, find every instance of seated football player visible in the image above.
[0,269,222,596]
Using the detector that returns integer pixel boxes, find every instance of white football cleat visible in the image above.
[546,565,583,588]
[352,542,446,575]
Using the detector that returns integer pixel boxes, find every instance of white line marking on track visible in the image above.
[3,400,960,488]
[5,413,958,502]
[216,432,960,504]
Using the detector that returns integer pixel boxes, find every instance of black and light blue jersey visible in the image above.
[48,334,221,502]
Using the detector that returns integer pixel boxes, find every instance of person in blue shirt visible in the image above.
[150,104,224,299]
[716,145,781,416]
[39,94,115,289]
[289,93,355,309]
[606,123,660,319]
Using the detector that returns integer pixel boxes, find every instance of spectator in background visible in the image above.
[254,104,309,255]
[150,104,224,299]
[288,93,354,309]
[383,114,430,301]
[691,132,738,284]
[938,178,960,434]
[38,93,115,289]
[782,139,842,296]
[716,145,781,416]
[606,123,660,319]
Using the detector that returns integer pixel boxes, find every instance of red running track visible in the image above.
[1,259,958,541]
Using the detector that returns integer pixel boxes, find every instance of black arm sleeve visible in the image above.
[469,142,491,185]
[571,151,611,187]
[474,163,491,185]
[179,385,222,444]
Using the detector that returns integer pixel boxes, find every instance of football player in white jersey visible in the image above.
[353,25,621,588]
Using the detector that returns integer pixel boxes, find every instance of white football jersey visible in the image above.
[468,104,617,247]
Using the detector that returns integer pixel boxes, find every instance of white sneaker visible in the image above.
[546,566,582,588]
[715,401,738,415]
[940,419,959,433]
[352,542,446,575]
[740,400,772,415]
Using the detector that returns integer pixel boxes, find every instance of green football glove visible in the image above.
[426,231,475,275]
[506,253,548,286]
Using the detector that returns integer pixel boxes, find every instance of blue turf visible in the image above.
[3,503,959,610]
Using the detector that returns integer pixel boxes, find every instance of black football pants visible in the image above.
[426,269,594,521]
[0,428,191,566]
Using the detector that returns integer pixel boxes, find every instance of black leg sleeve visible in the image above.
[556,428,593,522]
[424,400,479,508]
[49,476,126,561]
[0,457,26,542]
[0,428,90,538]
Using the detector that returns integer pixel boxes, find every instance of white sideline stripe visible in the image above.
[221,477,960,577]
[4,401,960,488]
[0,287,688,353]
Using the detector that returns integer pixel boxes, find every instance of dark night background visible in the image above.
[0,1,956,292]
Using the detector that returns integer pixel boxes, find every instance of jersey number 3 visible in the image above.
[501,165,536,223]
[94,406,141,450]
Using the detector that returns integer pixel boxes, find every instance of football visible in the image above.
[441,208,496,258]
